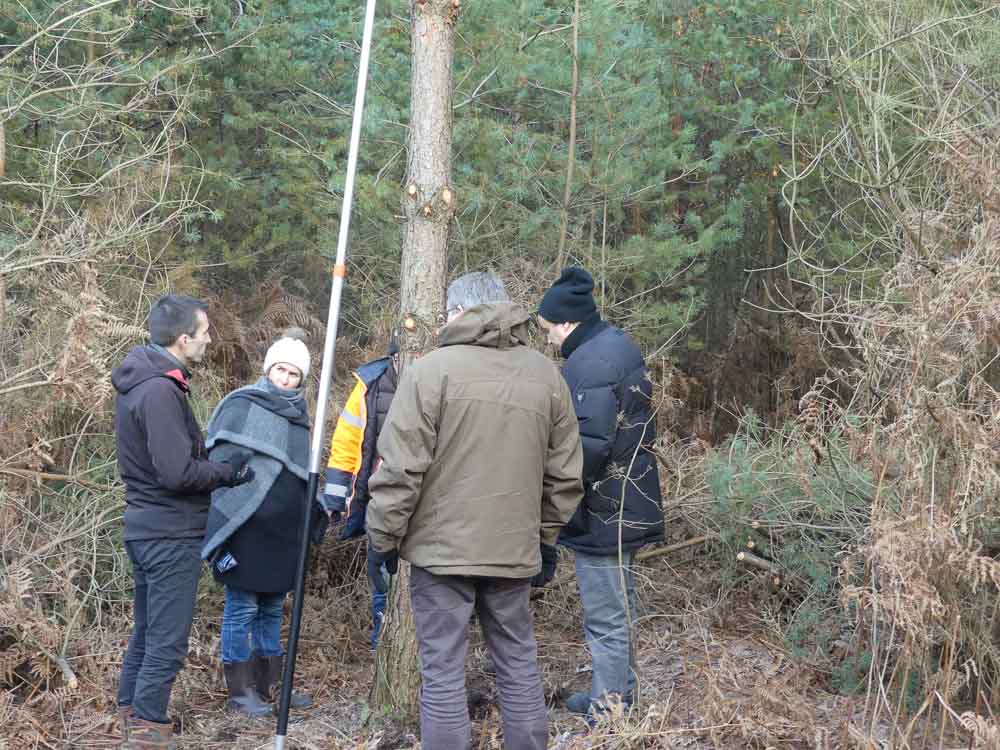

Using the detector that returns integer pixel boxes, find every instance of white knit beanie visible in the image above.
[263,337,311,379]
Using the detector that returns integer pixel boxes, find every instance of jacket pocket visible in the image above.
[573,383,617,478]
[583,475,625,516]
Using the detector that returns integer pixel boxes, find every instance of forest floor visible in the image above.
[31,538,965,750]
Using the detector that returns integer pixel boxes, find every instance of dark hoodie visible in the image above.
[112,345,234,541]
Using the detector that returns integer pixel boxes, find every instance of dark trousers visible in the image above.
[116,538,202,724]
[411,566,548,750]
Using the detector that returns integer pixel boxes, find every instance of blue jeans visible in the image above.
[117,538,203,724]
[575,550,637,705]
[372,588,387,649]
[221,587,286,664]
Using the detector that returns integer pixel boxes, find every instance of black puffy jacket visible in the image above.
[556,316,664,555]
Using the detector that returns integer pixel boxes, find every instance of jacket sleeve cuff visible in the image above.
[367,528,398,554]
[323,468,353,512]
[540,525,561,547]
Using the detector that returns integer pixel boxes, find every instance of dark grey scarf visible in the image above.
[201,377,310,562]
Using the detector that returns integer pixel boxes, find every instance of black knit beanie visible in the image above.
[538,266,598,324]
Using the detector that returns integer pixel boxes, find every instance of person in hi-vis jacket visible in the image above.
[323,335,398,648]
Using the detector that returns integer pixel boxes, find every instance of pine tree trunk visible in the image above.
[370,0,458,720]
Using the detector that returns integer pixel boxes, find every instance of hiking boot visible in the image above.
[594,691,633,713]
[564,691,591,715]
[254,654,313,709]
[116,704,134,742]
[127,718,176,749]
[565,691,633,716]
[224,660,273,717]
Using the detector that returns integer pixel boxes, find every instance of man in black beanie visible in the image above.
[537,267,665,717]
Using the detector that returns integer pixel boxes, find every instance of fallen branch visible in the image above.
[0,468,116,492]
[0,379,53,397]
[736,550,780,575]
[21,503,122,563]
[16,707,61,750]
[34,645,79,690]
[532,535,711,599]
[636,534,709,562]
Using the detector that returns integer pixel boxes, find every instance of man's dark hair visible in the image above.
[148,294,208,346]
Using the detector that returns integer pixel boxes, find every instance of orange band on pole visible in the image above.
[333,263,348,279]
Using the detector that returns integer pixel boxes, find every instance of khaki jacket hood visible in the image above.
[438,302,534,349]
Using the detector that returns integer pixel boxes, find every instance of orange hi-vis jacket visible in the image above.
[323,357,395,514]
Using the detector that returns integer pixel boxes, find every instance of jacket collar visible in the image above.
[150,344,192,390]
[561,311,607,359]
[355,356,395,387]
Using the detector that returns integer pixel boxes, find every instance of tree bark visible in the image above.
[371,0,458,721]
[399,0,456,324]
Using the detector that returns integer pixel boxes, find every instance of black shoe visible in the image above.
[564,691,591,715]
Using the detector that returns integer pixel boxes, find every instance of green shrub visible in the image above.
[704,413,873,670]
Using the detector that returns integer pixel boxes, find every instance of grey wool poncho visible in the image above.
[201,377,311,564]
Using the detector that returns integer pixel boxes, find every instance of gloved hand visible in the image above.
[222,451,255,487]
[318,483,345,522]
[310,503,330,545]
[338,508,367,540]
[530,543,559,588]
[367,544,399,595]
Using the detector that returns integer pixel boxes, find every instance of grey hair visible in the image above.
[446,272,510,312]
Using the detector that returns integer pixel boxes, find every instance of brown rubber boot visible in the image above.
[127,718,176,749]
[254,654,313,709]
[223,660,273,717]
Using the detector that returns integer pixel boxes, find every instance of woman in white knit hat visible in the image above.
[201,328,331,717]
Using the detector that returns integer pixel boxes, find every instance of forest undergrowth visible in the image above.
[1,247,997,747]
[2,120,1000,748]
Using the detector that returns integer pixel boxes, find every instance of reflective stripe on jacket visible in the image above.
[323,379,366,512]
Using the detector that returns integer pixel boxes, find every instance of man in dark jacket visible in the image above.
[113,294,253,749]
[538,267,665,717]
[366,272,584,750]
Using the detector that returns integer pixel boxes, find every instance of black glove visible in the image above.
[530,543,559,588]
[338,507,367,540]
[222,451,255,487]
[315,485,343,525]
[367,544,399,595]
[310,503,330,545]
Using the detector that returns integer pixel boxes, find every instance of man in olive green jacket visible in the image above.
[366,271,583,750]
